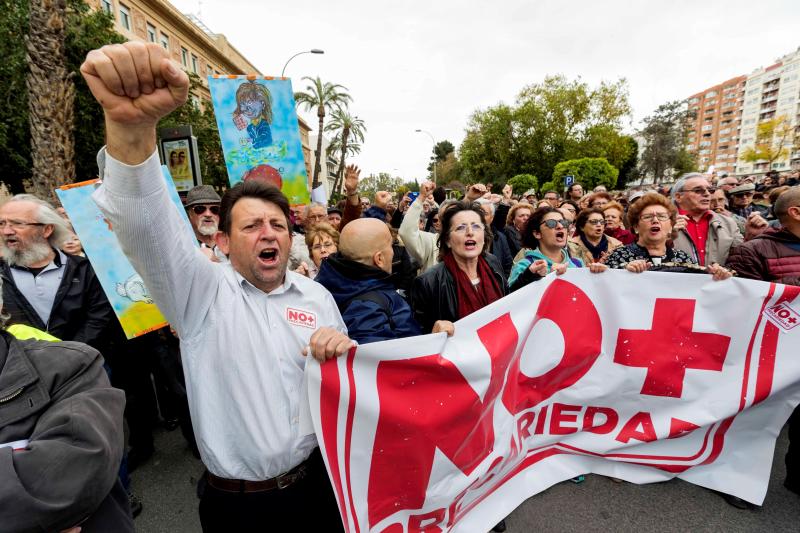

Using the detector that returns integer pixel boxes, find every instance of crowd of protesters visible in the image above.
[2,41,800,532]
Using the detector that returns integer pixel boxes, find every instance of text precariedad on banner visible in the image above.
[308,270,800,532]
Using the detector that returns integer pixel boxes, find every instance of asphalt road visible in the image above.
[133,426,800,532]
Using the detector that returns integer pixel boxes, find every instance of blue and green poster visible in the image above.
[208,75,310,206]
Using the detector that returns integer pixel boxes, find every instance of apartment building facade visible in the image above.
[685,76,747,176]
[736,47,800,175]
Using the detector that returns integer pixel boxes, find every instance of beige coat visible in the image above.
[672,212,743,266]
[567,235,623,265]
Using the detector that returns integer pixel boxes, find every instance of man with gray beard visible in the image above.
[185,185,227,262]
[0,194,114,348]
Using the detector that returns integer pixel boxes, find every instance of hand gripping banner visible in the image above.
[307,270,800,532]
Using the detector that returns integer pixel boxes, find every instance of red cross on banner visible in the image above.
[613,298,731,398]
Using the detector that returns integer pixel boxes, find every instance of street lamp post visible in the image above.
[415,129,437,184]
[280,49,324,77]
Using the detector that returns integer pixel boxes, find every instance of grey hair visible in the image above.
[303,202,327,216]
[6,194,73,247]
[670,173,707,203]
[475,198,496,215]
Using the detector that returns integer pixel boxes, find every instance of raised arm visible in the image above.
[399,181,437,267]
[339,164,363,230]
[83,42,215,338]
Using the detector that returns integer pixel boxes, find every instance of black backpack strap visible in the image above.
[342,291,395,329]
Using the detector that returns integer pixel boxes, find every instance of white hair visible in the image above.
[475,198,496,215]
[303,202,327,216]
[7,194,73,247]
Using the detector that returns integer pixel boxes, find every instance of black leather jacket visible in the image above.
[410,253,507,333]
[0,253,114,350]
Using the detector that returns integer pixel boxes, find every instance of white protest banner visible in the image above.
[307,270,800,532]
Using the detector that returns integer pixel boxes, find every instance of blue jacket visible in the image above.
[315,254,422,344]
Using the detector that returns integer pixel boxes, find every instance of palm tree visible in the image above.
[325,109,366,199]
[26,0,75,201]
[294,77,351,189]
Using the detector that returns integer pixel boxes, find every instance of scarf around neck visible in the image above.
[443,253,502,320]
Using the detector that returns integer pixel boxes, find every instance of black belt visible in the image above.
[206,456,311,493]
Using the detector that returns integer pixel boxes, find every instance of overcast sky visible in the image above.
[172,0,800,182]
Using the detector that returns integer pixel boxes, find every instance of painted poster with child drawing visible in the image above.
[209,76,310,206]
[56,167,195,339]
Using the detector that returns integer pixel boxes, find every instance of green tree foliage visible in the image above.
[358,172,404,199]
[428,139,458,182]
[638,100,696,183]
[294,77,351,188]
[0,0,124,192]
[739,115,794,168]
[551,157,618,191]
[158,74,228,191]
[433,140,455,162]
[615,136,639,189]
[507,174,538,195]
[324,109,366,198]
[459,75,632,188]
[540,182,556,193]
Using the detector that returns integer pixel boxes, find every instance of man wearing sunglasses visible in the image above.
[185,185,226,262]
[671,173,742,266]
[727,182,769,219]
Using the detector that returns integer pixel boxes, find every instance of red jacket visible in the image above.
[725,227,800,286]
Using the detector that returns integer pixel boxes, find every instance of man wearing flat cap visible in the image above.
[185,185,226,262]
[728,182,769,219]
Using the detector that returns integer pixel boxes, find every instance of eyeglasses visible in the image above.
[192,205,220,215]
[640,213,671,222]
[0,220,45,230]
[587,219,606,226]
[311,242,336,252]
[306,214,327,222]
[732,192,754,198]
[684,187,716,195]
[540,219,569,229]
[452,223,484,234]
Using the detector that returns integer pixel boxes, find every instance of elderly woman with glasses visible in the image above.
[410,200,506,334]
[605,193,731,280]
[294,223,339,279]
[567,207,623,265]
[508,206,589,292]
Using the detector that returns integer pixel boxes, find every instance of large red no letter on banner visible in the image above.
[308,271,800,532]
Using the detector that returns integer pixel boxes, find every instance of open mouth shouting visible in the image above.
[258,247,279,266]
[464,239,478,252]
[554,229,566,244]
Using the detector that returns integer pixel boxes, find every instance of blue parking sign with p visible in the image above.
[564,175,575,187]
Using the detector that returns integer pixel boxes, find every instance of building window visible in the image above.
[207,64,213,76]
[146,23,157,43]
[101,0,113,16]
[119,4,131,30]
[705,91,717,98]
[191,54,198,74]
[181,47,188,67]
[160,32,169,50]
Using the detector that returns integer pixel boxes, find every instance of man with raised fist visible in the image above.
[83,42,351,531]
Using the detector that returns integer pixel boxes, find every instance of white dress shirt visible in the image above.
[92,149,346,481]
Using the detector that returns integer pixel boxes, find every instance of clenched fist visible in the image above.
[81,42,189,163]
